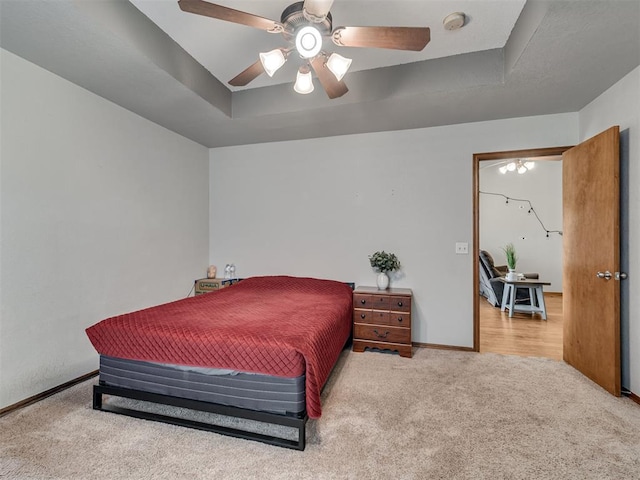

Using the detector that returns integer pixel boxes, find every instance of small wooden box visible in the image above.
[194,278,240,295]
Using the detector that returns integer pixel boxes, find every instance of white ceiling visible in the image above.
[1,1,639,148]
[129,0,526,90]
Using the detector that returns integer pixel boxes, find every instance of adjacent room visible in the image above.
[1,1,639,477]
[478,154,564,359]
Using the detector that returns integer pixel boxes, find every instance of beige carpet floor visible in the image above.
[2,348,640,479]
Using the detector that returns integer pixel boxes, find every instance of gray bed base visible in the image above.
[98,355,306,415]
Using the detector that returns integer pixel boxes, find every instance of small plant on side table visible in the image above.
[369,251,401,290]
[502,243,518,280]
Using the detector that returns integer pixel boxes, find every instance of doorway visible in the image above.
[473,146,572,359]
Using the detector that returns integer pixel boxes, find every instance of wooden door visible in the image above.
[562,126,620,396]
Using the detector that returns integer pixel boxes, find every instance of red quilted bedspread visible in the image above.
[85,276,353,418]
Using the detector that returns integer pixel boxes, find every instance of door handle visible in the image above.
[615,272,628,281]
[596,271,612,280]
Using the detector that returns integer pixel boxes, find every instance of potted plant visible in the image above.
[369,251,401,290]
[502,243,518,281]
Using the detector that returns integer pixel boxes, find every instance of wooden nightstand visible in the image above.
[194,278,241,295]
[352,286,412,358]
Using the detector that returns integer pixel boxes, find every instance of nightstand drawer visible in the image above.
[354,294,373,308]
[372,310,390,324]
[371,295,390,310]
[353,309,411,328]
[354,324,411,344]
[390,296,411,312]
[388,312,410,327]
[353,309,372,323]
[356,310,410,327]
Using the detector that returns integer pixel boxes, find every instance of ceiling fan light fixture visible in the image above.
[295,26,323,58]
[259,49,286,77]
[302,0,334,23]
[326,53,352,81]
[294,67,314,94]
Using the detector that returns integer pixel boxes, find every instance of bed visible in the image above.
[85,275,353,450]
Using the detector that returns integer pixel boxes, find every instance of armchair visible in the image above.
[479,249,538,307]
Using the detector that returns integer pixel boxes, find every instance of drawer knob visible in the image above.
[397,301,403,307]
[397,317,403,322]
[360,313,366,319]
[373,329,389,339]
[360,299,366,305]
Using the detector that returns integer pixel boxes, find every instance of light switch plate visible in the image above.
[455,242,469,254]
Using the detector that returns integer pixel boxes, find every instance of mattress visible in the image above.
[99,355,305,415]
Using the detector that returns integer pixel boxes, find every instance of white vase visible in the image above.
[506,269,518,281]
[377,272,390,290]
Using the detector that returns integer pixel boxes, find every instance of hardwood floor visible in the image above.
[479,293,563,360]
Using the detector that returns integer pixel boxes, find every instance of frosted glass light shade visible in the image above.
[506,162,516,171]
[294,69,314,94]
[295,26,322,59]
[524,161,535,170]
[259,49,286,77]
[517,164,527,174]
[498,165,508,174]
[326,53,352,81]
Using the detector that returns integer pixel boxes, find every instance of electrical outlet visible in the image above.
[455,242,469,254]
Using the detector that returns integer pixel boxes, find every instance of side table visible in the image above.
[352,286,412,358]
[498,278,551,320]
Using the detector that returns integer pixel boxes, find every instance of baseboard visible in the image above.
[413,342,475,352]
[0,370,98,417]
[625,390,640,406]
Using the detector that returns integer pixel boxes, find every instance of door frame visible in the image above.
[472,146,573,351]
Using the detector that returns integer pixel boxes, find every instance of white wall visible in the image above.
[210,113,578,348]
[480,160,563,291]
[579,66,639,394]
[0,49,210,409]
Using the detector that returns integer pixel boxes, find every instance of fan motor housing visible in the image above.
[281,1,332,41]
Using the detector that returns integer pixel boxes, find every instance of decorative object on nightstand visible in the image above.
[224,264,237,279]
[352,286,412,358]
[502,243,518,281]
[368,251,401,290]
[207,265,217,279]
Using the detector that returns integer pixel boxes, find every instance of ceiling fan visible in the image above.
[177,0,431,99]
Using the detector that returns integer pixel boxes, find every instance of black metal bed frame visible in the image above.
[93,383,308,450]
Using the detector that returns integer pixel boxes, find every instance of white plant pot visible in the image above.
[377,272,390,290]
[506,270,518,281]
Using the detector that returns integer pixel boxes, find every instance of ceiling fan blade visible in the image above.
[332,26,430,51]
[228,60,265,87]
[303,0,334,21]
[178,0,282,32]
[310,55,348,99]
